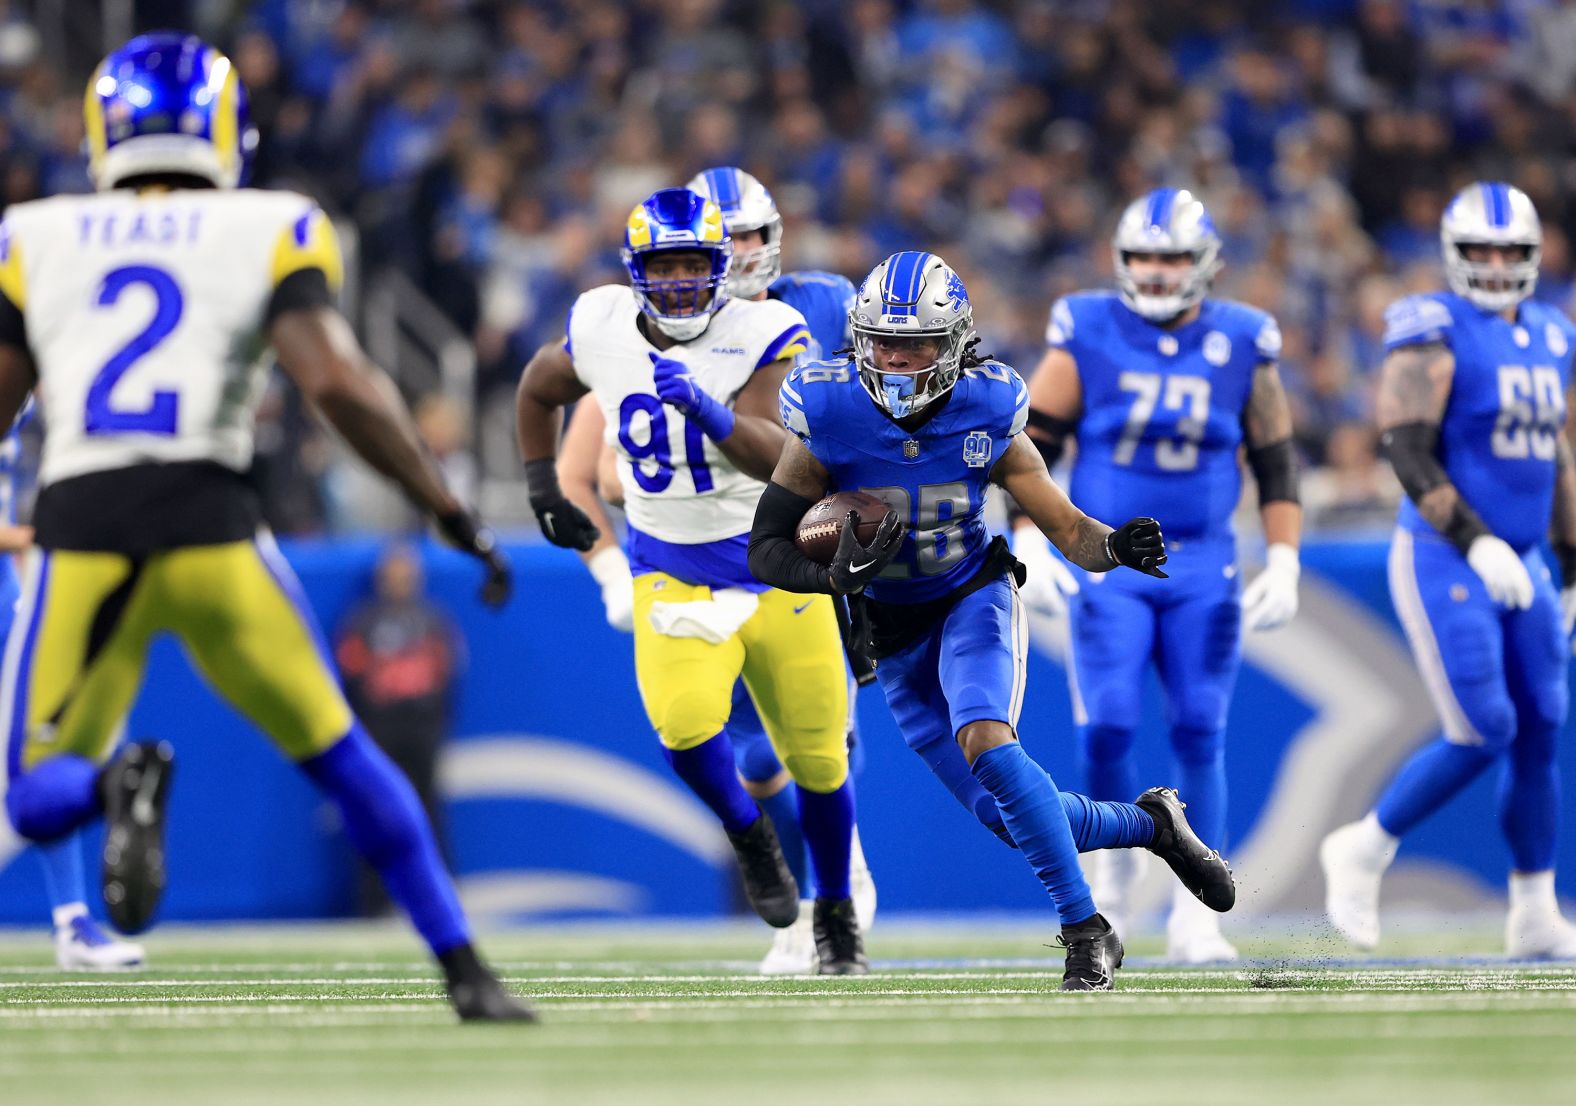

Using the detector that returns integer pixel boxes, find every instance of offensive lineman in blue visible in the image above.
[748,250,1235,989]
[1015,188,1302,962]
[1322,182,1576,958]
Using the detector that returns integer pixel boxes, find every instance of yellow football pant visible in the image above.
[2,539,353,772]
[632,574,849,793]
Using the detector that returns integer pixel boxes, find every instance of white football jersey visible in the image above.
[568,285,810,543]
[0,188,342,488]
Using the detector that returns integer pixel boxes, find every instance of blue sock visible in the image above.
[910,733,1012,840]
[1375,737,1497,838]
[5,754,101,842]
[758,784,809,891]
[1172,726,1227,851]
[1499,731,1559,872]
[1081,724,1139,804]
[972,743,1096,926]
[300,724,469,955]
[35,833,88,914]
[797,780,855,900]
[1059,792,1155,851]
[665,734,759,834]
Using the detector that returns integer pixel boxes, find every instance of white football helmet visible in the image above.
[1112,187,1222,321]
[686,166,783,299]
[1441,182,1541,312]
[850,251,974,419]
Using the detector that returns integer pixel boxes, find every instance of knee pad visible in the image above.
[1170,725,1225,768]
[652,687,732,751]
[784,751,848,794]
[5,755,102,842]
[1082,724,1136,766]
[733,725,784,783]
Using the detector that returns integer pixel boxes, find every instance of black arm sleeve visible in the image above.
[1381,421,1490,553]
[1246,438,1300,506]
[748,481,833,595]
[1025,408,1076,470]
[264,268,334,326]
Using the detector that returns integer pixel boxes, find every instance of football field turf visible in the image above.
[0,919,1572,1106]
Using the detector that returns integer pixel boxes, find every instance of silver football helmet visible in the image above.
[1441,182,1541,312]
[1111,187,1222,321]
[850,252,973,419]
[686,166,783,300]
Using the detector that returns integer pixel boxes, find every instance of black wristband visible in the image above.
[1247,437,1299,506]
[522,457,562,505]
[1441,499,1491,554]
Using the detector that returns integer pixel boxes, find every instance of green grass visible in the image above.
[0,920,1573,1106]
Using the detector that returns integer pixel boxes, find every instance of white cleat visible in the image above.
[758,902,816,975]
[54,915,145,971]
[1167,892,1239,964]
[850,829,877,934]
[1091,847,1146,939]
[1505,908,1576,960]
[1319,818,1393,951]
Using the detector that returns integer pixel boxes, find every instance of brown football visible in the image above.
[795,491,894,565]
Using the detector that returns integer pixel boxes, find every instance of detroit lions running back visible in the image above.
[748,250,1235,990]
[1017,188,1302,962]
[1322,182,1576,958]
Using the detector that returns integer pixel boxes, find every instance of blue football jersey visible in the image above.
[1384,291,1576,552]
[781,356,1029,604]
[1049,291,1279,540]
[769,270,855,364]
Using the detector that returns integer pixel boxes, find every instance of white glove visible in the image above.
[587,546,635,632]
[1011,525,1080,617]
[1242,543,1300,632]
[1467,535,1534,610]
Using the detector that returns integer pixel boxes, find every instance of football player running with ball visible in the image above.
[748,251,1235,990]
[1017,188,1301,962]
[1322,182,1576,959]
[516,187,867,973]
[0,35,526,1019]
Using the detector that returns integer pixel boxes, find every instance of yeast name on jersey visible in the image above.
[781,355,1029,604]
[1384,291,1576,552]
[1049,290,1279,541]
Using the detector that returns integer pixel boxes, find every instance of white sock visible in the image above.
[1353,812,1399,868]
[1509,870,1558,914]
[51,902,89,930]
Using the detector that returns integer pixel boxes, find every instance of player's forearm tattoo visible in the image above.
[1243,363,1293,447]
[1065,515,1117,571]
[775,436,829,499]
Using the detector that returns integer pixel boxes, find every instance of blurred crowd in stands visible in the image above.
[7,0,1576,536]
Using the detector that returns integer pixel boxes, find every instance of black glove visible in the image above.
[436,509,513,607]
[522,458,600,551]
[1106,516,1168,578]
[829,509,905,595]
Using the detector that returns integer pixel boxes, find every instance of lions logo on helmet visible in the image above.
[84,32,258,190]
[850,251,974,419]
[620,187,732,342]
[1111,187,1222,322]
[686,167,784,300]
[1441,181,1542,312]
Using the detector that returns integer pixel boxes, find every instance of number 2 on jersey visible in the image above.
[1114,371,1210,471]
[85,264,183,436]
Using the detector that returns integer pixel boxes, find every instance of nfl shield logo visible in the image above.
[963,431,992,468]
[903,439,920,459]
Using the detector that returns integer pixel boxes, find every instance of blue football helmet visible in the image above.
[850,251,974,418]
[686,167,783,299]
[85,32,257,190]
[621,188,732,341]
[1112,187,1222,321]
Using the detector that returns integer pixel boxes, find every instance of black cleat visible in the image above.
[813,896,870,976]
[1058,913,1123,991]
[1137,786,1235,912]
[727,812,800,928]
[100,741,175,935]
[447,969,538,1022]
